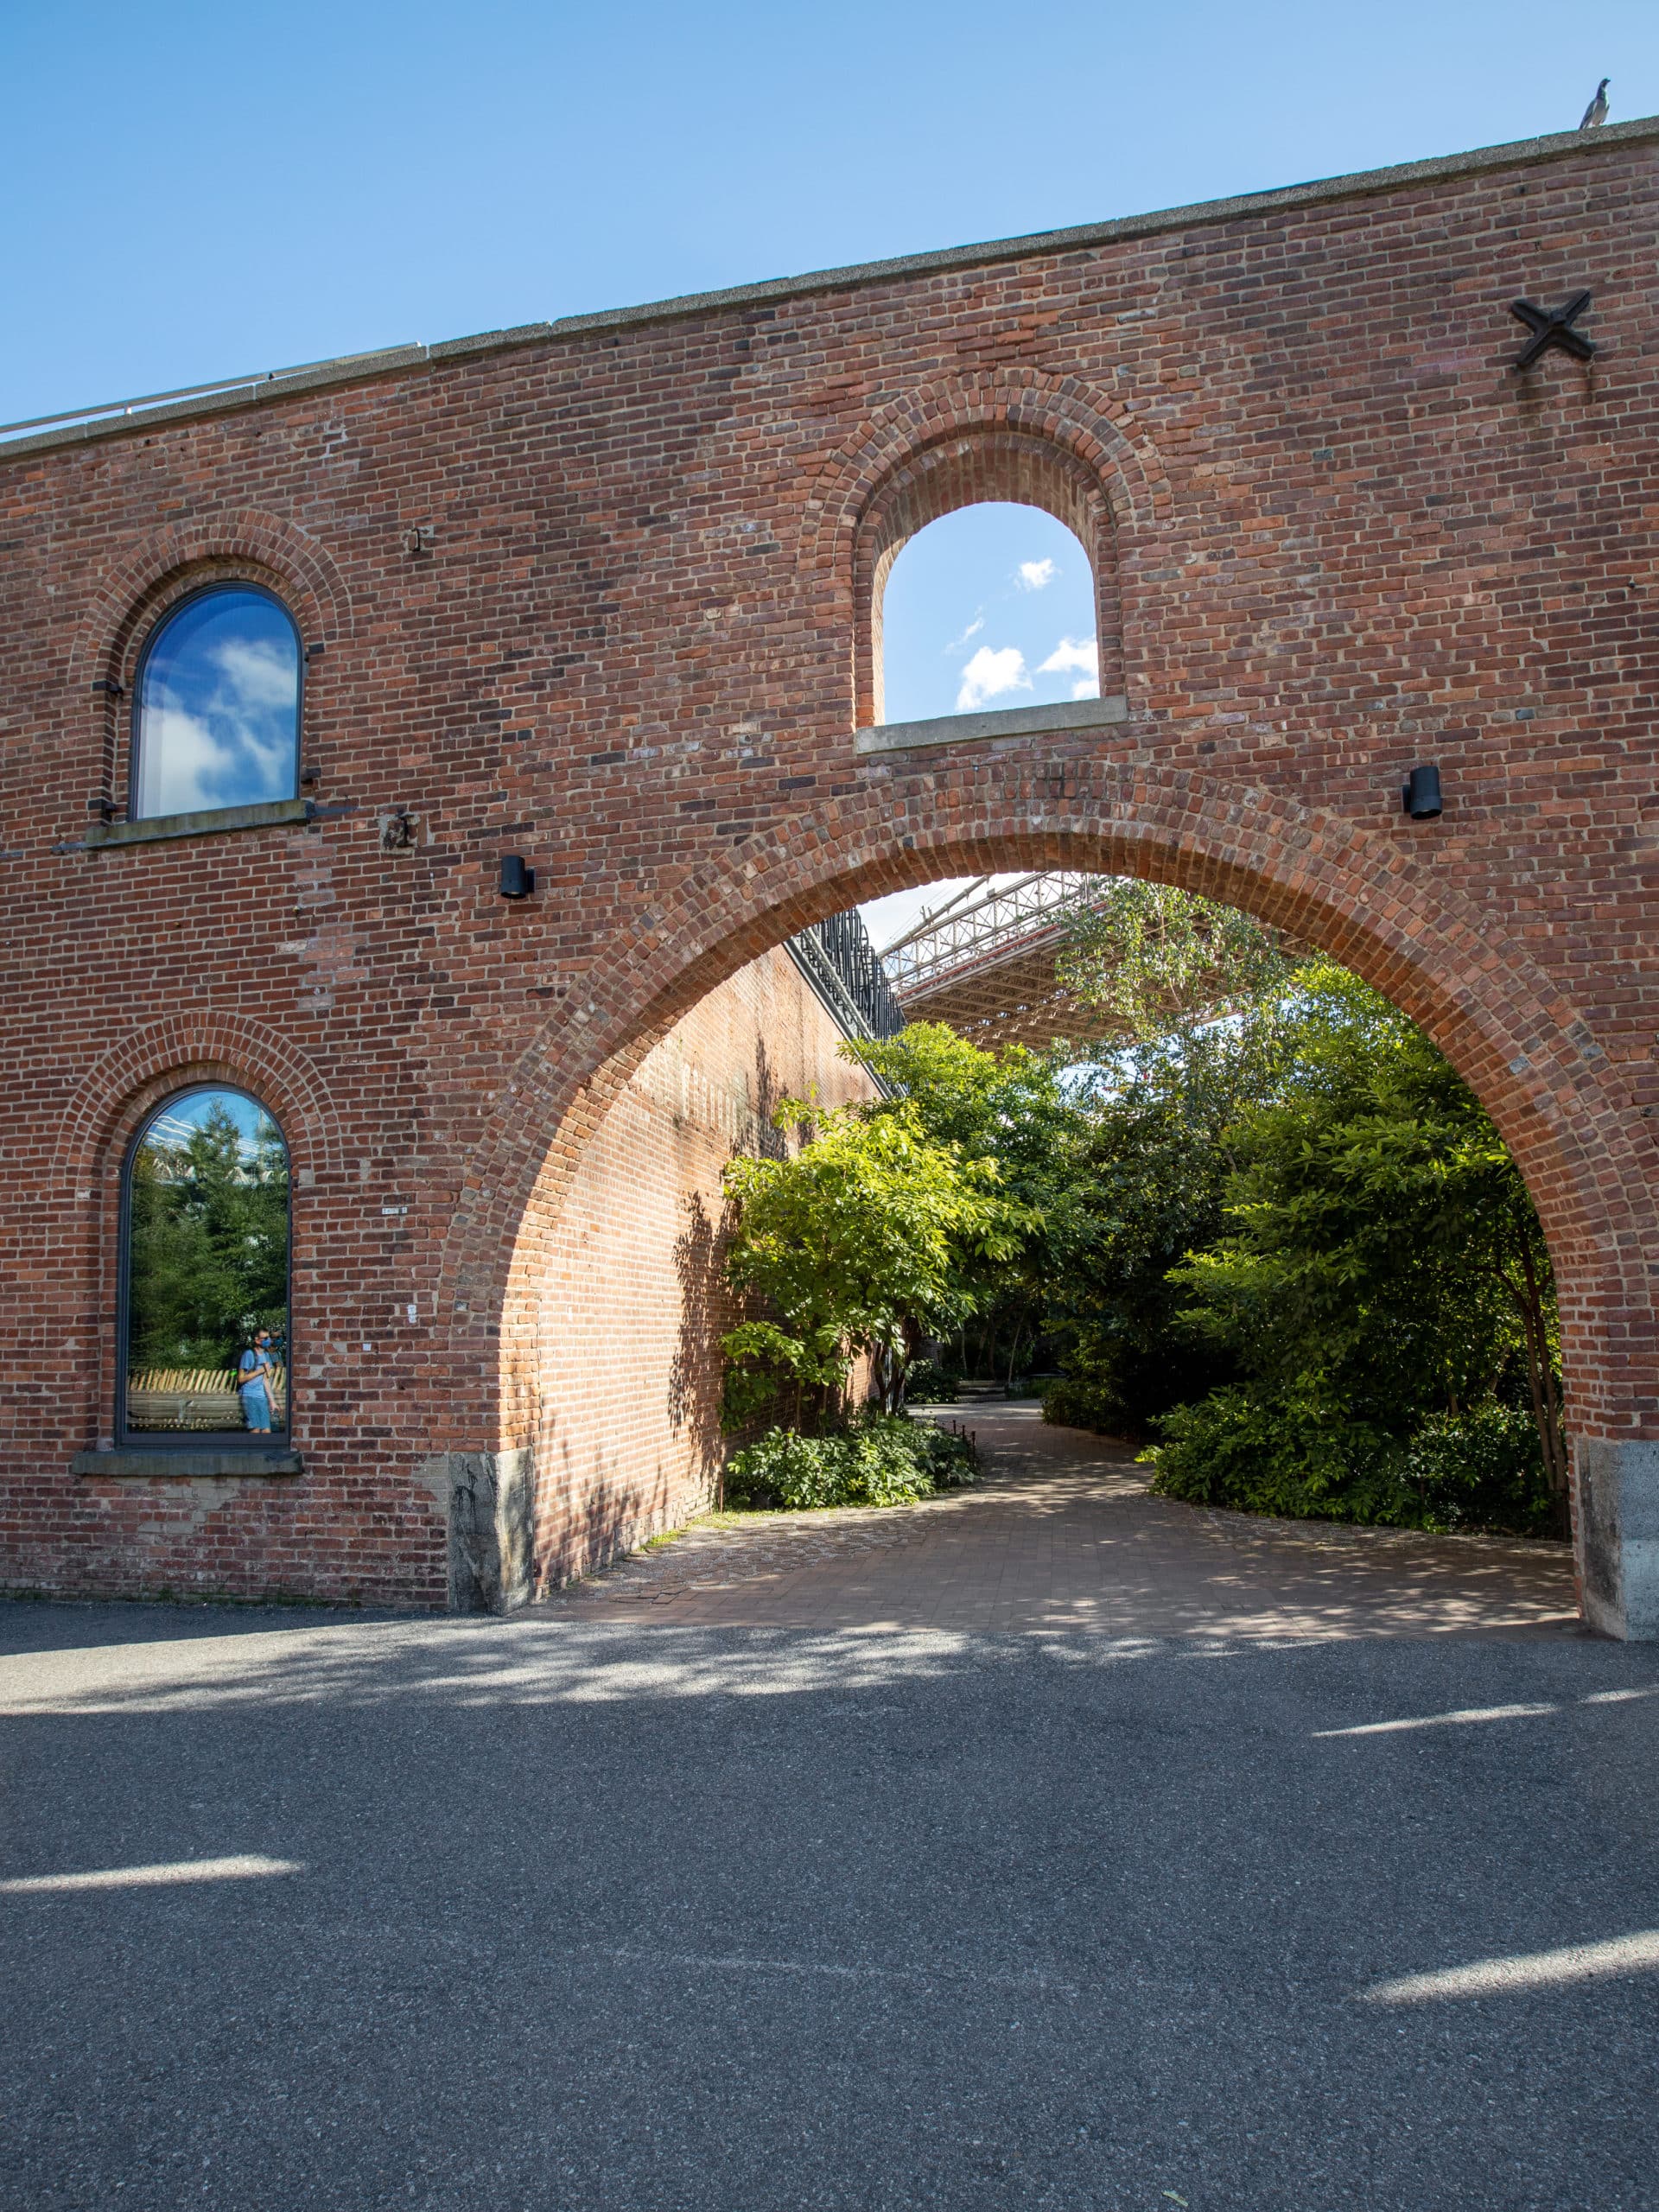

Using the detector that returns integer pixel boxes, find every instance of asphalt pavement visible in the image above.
[3,1415,1657,2211]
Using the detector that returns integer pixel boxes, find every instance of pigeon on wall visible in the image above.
[1580,79,1610,130]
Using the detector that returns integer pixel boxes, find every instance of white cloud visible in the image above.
[942,613,984,653]
[1039,635,1098,678]
[1016,557,1058,591]
[957,645,1031,713]
[1071,679,1097,700]
[212,638,300,712]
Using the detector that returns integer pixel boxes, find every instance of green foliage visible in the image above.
[1058,879,1310,1041]
[720,1096,1029,1424]
[1041,1018,1274,1434]
[1144,1389,1551,1537]
[723,1412,978,1510]
[902,1360,959,1404]
[128,1100,289,1370]
[1167,964,1566,1504]
[846,1022,1080,1389]
[1039,1351,1128,1434]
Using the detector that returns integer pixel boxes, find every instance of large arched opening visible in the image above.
[435,779,1658,1638]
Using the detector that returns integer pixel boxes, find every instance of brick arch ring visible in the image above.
[54,1014,344,1196]
[436,772,1659,1447]
[796,366,1173,584]
[70,507,353,688]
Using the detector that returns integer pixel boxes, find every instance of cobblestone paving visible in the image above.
[547,1404,1580,1640]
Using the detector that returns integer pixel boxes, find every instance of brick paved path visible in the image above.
[550,1404,1579,1639]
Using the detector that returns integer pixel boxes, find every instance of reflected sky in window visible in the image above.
[134,588,300,818]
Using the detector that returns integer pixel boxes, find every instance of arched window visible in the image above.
[119,1087,291,1444]
[877,504,1099,726]
[131,586,302,819]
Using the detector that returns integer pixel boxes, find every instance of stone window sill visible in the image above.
[86,798,314,849]
[854,694,1129,759]
[73,1446,304,1478]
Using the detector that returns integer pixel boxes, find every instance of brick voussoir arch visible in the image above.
[71,507,353,686]
[796,366,1172,582]
[55,1014,345,1193]
[439,772,1659,1440]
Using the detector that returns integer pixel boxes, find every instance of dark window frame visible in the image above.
[115,1084,296,1451]
[128,582,305,823]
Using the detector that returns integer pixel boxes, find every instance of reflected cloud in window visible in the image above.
[133,587,300,818]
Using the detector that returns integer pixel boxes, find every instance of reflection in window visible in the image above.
[122,1088,290,1440]
[132,587,301,819]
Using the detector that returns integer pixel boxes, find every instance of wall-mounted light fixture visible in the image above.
[499,854,535,899]
[1402,765,1443,820]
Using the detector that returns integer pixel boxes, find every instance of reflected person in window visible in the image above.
[238,1331,278,1433]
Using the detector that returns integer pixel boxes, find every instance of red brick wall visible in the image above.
[524,945,878,1595]
[1,123,1656,1617]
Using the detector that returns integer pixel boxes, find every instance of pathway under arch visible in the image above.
[445,774,1659,1638]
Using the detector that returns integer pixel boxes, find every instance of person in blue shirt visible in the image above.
[238,1331,278,1433]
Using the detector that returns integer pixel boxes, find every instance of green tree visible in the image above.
[1160,965,1566,1526]
[1039,885,1309,1432]
[721,1098,1029,1424]
[128,1101,289,1372]
[1040,1020,1270,1433]
[1058,879,1309,1041]
[845,1023,1079,1387]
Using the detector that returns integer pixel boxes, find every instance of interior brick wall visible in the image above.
[523,944,878,1596]
[1,122,1656,1616]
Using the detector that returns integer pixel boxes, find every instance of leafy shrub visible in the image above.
[904,1361,959,1404]
[1400,1402,1558,1537]
[724,1410,976,1510]
[1040,1365,1125,1434]
[1141,1382,1557,1537]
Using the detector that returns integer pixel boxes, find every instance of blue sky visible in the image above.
[4,0,1654,946]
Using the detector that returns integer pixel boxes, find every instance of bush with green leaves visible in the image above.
[902,1360,959,1404]
[723,1411,977,1510]
[721,1095,1029,1427]
[1144,1385,1551,1537]
[1039,1357,1124,1434]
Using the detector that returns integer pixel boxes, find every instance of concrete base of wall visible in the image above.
[427,1448,536,1613]
[1576,1439,1659,1640]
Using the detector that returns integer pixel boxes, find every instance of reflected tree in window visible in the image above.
[132,586,301,818]
[123,1089,289,1437]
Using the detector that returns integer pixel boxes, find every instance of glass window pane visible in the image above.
[134,588,300,818]
[124,1089,289,1438]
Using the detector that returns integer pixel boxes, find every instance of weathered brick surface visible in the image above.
[2,124,1656,1614]
[525,945,877,1597]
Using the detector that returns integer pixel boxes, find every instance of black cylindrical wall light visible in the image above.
[1402,765,1443,820]
[499,854,535,899]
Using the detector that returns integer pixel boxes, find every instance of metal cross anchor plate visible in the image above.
[1510,290,1595,371]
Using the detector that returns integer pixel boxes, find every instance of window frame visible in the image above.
[115,1084,296,1452]
[127,582,305,824]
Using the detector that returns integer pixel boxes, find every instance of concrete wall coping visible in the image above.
[3,116,1654,467]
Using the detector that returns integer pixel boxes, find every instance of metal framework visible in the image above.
[786,909,906,1044]
[878,874,1115,1049]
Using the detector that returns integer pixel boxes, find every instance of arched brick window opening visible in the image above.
[855,432,1122,728]
[130,584,302,819]
[118,1086,291,1446]
[878,504,1103,728]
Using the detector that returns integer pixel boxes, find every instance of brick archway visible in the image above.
[6,120,1658,1624]
[435,766,1659,1631]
